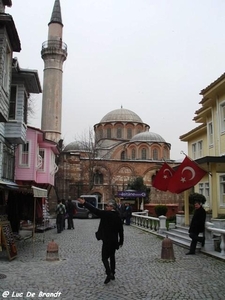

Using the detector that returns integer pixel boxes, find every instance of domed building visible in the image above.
[93,107,171,161]
[55,107,180,210]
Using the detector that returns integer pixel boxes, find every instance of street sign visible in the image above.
[117,191,146,198]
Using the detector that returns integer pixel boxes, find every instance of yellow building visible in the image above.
[180,73,225,219]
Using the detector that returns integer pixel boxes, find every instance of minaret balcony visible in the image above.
[41,40,68,59]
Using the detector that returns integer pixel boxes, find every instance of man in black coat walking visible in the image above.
[186,198,206,255]
[78,198,124,284]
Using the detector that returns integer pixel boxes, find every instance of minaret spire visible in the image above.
[41,0,68,143]
[49,0,63,26]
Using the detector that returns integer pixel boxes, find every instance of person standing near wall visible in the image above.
[186,193,206,255]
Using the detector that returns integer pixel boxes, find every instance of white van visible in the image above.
[72,195,99,219]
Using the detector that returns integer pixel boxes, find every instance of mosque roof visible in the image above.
[130,131,166,143]
[64,141,88,152]
[100,107,143,123]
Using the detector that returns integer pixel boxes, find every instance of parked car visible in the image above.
[72,195,99,219]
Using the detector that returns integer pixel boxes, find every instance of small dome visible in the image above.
[130,131,166,143]
[100,107,143,123]
[64,141,88,152]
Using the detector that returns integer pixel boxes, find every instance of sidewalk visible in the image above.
[0,218,225,300]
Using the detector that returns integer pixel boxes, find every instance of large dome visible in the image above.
[64,141,88,152]
[130,131,166,143]
[100,107,143,123]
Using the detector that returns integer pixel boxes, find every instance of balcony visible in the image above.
[41,40,68,60]
[4,121,27,144]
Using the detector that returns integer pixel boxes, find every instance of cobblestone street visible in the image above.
[0,219,225,300]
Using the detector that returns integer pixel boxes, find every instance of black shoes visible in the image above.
[186,252,195,255]
[104,273,115,284]
[104,276,111,284]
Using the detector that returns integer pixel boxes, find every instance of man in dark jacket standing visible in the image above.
[78,198,124,284]
[66,198,75,229]
[186,198,206,255]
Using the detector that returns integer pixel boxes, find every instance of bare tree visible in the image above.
[73,128,99,191]
[27,95,37,124]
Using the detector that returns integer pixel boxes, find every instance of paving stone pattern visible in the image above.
[0,219,225,300]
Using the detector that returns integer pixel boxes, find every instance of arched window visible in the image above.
[153,148,158,160]
[132,149,135,159]
[127,128,132,139]
[107,128,111,138]
[117,127,122,138]
[121,151,125,160]
[99,129,103,139]
[163,148,168,159]
[141,148,147,160]
[94,172,103,184]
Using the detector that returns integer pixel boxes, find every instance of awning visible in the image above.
[0,179,19,188]
[195,156,225,173]
[31,186,48,198]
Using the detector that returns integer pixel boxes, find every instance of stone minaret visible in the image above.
[41,0,67,143]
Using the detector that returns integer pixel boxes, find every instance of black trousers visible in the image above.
[56,214,64,233]
[67,215,74,229]
[101,241,117,276]
[189,232,204,253]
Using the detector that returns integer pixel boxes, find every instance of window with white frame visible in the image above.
[192,140,203,159]
[220,103,225,132]
[198,141,203,157]
[199,182,210,207]
[192,143,197,159]
[208,122,213,146]
[131,149,135,159]
[219,175,225,207]
[38,149,45,171]
[19,142,30,167]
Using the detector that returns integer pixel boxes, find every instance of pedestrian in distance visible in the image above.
[55,199,66,233]
[116,200,125,223]
[66,198,75,229]
[77,198,124,284]
[186,193,206,255]
[124,202,132,225]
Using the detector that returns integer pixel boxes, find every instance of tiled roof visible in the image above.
[200,72,225,95]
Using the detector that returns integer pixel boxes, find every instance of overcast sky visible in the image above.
[7,0,225,160]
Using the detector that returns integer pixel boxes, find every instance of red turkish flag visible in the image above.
[152,162,175,191]
[167,156,207,194]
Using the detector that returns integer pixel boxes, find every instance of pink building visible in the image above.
[15,126,59,187]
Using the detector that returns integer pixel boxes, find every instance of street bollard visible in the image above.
[46,239,59,261]
[161,236,175,260]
